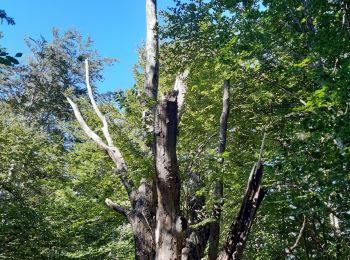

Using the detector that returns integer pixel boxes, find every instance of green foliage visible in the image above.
[161,0,350,258]
[0,9,21,66]
[0,102,64,258]
[1,1,350,259]
[1,28,115,133]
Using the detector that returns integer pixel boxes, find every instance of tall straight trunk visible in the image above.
[143,0,159,142]
[154,92,185,259]
[129,1,159,258]
[145,0,159,101]
[218,134,267,260]
[208,79,230,260]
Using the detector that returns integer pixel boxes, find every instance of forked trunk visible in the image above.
[68,1,268,259]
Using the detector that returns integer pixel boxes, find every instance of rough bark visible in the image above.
[129,181,156,260]
[208,79,230,260]
[106,181,156,259]
[154,92,186,260]
[218,133,267,260]
[67,59,157,259]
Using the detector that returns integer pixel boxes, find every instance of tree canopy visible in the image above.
[0,1,349,259]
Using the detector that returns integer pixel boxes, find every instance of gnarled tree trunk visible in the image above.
[67,1,268,260]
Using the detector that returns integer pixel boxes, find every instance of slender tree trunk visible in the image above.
[341,0,350,32]
[154,92,186,259]
[208,79,230,260]
[128,1,159,258]
[143,0,159,143]
[145,0,159,101]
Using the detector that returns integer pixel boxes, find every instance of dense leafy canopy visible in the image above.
[1,1,350,259]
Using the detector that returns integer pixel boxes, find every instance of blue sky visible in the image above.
[1,0,174,92]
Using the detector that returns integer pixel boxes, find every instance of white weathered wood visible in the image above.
[285,215,307,255]
[145,0,159,100]
[173,70,189,120]
[67,97,109,151]
[67,59,128,175]
[85,59,114,147]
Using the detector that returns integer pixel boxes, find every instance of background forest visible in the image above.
[1,0,350,259]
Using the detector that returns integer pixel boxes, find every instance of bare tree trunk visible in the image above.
[107,181,156,259]
[145,0,159,101]
[127,1,159,258]
[154,92,186,259]
[218,134,267,260]
[208,79,230,260]
[142,0,159,145]
[129,181,156,259]
[67,1,270,259]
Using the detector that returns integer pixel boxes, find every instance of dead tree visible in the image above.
[208,79,230,260]
[67,0,268,259]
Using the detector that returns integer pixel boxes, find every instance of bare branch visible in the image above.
[66,97,109,150]
[285,215,307,255]
[67,62,131,194]
[218,79,230,156]
[85,59,114,147]
[209,79,230,260]
[105,198,130,218]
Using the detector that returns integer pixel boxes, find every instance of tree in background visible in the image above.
[0,28,132,259]
[0,9,21,66]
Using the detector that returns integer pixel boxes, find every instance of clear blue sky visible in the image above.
[1,0,174,92]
